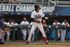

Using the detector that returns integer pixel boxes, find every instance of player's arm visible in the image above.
[31,11,38,21]
[31,11,36,21]
[38,9,45,20]
[31,14,40,22]
[39,9,45,18]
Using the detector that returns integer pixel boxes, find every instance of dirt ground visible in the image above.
[0,41,70,47]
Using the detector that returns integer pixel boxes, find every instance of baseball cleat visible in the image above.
[45,40,48,45]
[26,41,30,44]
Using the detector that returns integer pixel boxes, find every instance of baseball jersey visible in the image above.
[20,21,29,25]
[31,9,44,22]
[53,22,61,25]
[62,22,69,27]
[4,22,18,27]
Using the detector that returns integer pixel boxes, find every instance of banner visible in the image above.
[0,4,55,12]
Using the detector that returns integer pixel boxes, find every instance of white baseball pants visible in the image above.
[27,22,46,41]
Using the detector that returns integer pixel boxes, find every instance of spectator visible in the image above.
[20,17,29,41]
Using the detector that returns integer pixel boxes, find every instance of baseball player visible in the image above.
[26,4,48,44]
[53,20,61,41]
[4,20,18,41]
[61,20,69,42]
[20,17,29,41]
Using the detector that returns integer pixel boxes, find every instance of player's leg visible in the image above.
[26,23,37,43]
[32,33,35,41]
[37,23,48,44]
[38,23,48,44]
[22,30,27,41]
[6,32,10,41]
[22,30,24,40]
[61,29,66,42]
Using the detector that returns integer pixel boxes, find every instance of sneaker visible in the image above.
[43,37,48,45]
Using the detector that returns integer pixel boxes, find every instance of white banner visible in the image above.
[0,4,55,12]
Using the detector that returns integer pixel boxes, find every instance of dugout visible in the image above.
[1,13,70,41]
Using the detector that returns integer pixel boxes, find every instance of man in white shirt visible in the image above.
[20,17,29,41]
[61,20,69,42]
[26,4,48,44]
